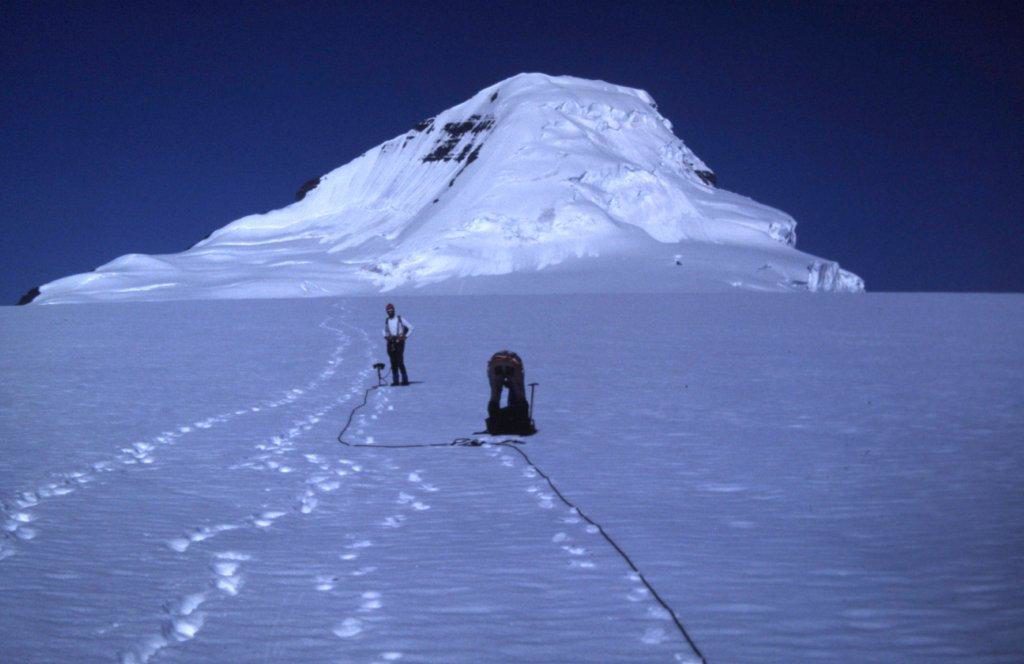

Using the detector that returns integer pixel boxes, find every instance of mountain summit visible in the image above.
[33,73,863,303]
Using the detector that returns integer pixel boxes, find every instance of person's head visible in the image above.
[385,303,395,317]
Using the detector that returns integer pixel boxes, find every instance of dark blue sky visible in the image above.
[2,1,1021,301]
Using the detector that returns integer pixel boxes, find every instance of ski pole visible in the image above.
[528,382,538,421]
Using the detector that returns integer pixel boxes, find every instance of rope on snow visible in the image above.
[336,382,708,663]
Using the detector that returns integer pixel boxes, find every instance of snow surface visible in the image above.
[34,74,862,304]
[1,294,1020,662]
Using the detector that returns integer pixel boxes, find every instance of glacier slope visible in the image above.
[34,74,862,304]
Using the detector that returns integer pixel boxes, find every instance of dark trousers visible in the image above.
[386,338,408,384]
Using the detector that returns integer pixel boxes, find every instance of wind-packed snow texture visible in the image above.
[34,74,862,304]
[2,294,1020,662]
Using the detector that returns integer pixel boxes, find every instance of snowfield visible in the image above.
[1,294,1021,662]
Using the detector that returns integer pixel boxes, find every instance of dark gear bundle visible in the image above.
[486,350,537,436]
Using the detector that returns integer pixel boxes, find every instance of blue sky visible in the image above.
[2,1,1021,301]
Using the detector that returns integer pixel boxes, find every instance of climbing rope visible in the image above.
[501,441,707,663]
[336,382,708,663]
[337,384,525,449]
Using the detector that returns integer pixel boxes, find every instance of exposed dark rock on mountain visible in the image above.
[696,170,716,186]
[295,177,321,201]
[17,286,40,305]
[423,115,495,163]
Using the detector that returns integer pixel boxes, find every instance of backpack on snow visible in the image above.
[485,350,536,436]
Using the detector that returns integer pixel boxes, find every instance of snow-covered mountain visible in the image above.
[33,74,863,304]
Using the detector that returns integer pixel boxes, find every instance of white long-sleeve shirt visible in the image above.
[383,315,413,339]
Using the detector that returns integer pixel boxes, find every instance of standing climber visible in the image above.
[383,303,413,386]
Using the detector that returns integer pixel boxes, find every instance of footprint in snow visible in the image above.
[299,491,319,514]
[395,491,431,512]
[166,538,191,553]
[315,575,337,591]
[312,477,341,493]
[133,550,250,658]
[165,591,207,618]
[641,627,669,645]
[4,513,38,541]
[121,590,209,662]
[646,605,672,620]
[16,491,41,508]
[332,617,363,639]
[359,591,383,612]
[253,510,287,528]
[162,592,208,643]
[166,524,239,553]
[164,609,205,644]
[552,531,595,568]
[526,485,555,509]
[42,478,80,496]
[117,442,155,465]
[626,577,651,603]
[212,551,250,596]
